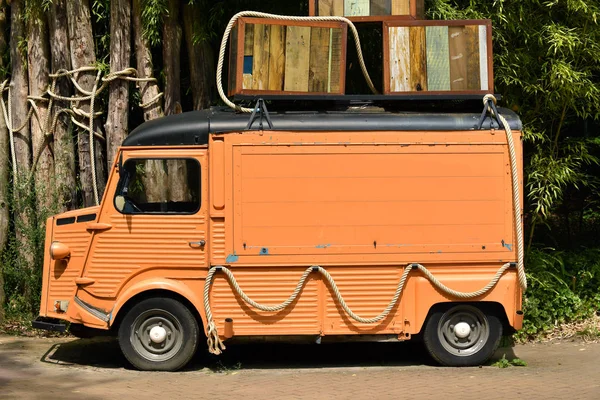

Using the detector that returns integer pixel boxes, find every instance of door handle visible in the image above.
[189,240,206,248]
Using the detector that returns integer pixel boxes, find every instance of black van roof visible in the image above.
[122,106,522,147]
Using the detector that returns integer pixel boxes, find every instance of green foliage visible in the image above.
[492,354,511,368]
[492,354,527,368]
[2,176,61,319]
[141,0,168,47]
[517,249,600,339]
[91,0,111,64]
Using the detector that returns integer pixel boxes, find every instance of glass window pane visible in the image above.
[117,158,200,214]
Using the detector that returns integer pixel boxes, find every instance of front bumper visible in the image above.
[31,317,67,332]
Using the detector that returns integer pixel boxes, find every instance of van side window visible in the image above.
[115,158,201,214]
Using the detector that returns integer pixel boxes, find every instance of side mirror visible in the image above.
[115,195,126,212]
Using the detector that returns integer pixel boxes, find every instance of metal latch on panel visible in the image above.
[246,98,273,131]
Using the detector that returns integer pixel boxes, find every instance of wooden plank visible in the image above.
[479,24,489,90]
[426,26,450,91]
[242,24,254,89]
[370,0,391,15]
[391,0,410,15]
[328,28,343,93]
[345,0,369,16]
[448,26,467,91]
[268,24,286,91]
[244,24,254,55]
[252,24,270,90]
[309,27,330,92]
[415,0,425,19]
[243,74,253,89]
[465,25,481,90]
[409,26,427,91]
[389,26,410,92]
[318,0,344,16]
[284,26,311,92]
[228,25,238,95]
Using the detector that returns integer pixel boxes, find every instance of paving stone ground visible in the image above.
[0,334,599,399]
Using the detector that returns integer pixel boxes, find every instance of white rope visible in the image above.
[1,67,163,204]
[203,262,515,355]
[216,11,379,113]
[483,94,527,291]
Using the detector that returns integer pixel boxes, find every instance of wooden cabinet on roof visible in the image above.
[310,0,425,22]
[383,19,494,95]
[228,17,347,96]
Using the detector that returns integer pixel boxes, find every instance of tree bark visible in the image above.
[10,0,30,177]
[162,0,182,115]
[162,0,188,201]
[182,2,215,110]
[10,0,34,305]
[66,0,107,207]
[132,0,163,121]
[132,0,167,203]
[28,3,54,210]
[105,0,131,169]
[48,0,77,211]
[0,0,8,322]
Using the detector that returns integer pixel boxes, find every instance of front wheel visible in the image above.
[118,297,199,371]
[423,304,502,366]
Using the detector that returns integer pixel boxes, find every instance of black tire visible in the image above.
[423,304,502,367]
[118,297,199,371]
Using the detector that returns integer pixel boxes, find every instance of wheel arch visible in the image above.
[110,279,207,334]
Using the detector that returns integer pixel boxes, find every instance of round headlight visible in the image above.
[50,241,71,260]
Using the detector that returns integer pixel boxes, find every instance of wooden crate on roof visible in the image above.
[309,0,425,22]
[228,17,348,96]
[383,19,494,95]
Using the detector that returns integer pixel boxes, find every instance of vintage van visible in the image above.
[34,104,525,371]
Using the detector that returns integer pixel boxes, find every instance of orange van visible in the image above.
[33,104,525,371]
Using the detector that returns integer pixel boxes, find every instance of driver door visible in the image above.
[79,149,209,300]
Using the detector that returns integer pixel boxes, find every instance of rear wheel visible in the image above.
[423,304,502,366]
[118,297,199,371]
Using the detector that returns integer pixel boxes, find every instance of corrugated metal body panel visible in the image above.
[84,214,207,297]
[48,227,92,299]
[211,218,227,264]
[210,267,320,334]
[323,266,403,334]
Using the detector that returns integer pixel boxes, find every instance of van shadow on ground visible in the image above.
[41,336,518,372]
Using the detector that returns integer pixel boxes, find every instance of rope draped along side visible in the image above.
[216,11,379,113]
[203,262,517,355]
[0,67,163,204]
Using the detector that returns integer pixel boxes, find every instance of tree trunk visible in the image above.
[10,0,30,178]
[182,2,215,110]
[66,0,107,207]
[105,0,131,168]
[132,0,163,121]
[162,0,182,115]
[162,0,188,201]
[28,4,54,211]
[10,0,34,305]
[48,0,77,211]
[0,0,8,322]
[132,0,167,202]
